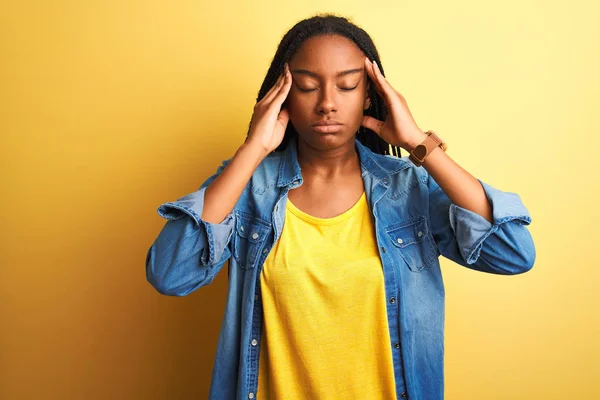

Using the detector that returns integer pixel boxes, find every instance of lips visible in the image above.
[312,120,343,133]
[313,119,342,126]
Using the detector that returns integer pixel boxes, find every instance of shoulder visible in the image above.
[367,150,430,182]
[242,149,285,194]
[365,152,434,203]
[256,149,286,175]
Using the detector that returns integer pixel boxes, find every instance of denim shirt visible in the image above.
[146,136,535,400]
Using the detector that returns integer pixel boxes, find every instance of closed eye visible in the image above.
[297,85,359,92]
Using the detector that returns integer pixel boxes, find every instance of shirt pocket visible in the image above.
[385,215,438,272]
[233,212,270,269]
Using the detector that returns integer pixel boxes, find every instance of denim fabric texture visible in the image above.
[146,135,535,400]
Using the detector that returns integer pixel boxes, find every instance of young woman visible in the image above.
[146,14,535,400]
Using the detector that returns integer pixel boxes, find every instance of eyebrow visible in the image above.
[290,68,364,78]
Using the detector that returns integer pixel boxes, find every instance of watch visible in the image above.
[408,130,447,167]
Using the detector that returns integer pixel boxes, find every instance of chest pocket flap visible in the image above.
[385,215,438,272]
[233,213,270,269]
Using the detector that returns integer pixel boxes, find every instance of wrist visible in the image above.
[407,130,448,167]
[238,140,269,166]
[242,137,270,154]
[404,130,428,152]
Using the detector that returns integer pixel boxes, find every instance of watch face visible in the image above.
[414,144,428,159]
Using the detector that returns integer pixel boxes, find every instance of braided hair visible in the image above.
[246,13,402,157]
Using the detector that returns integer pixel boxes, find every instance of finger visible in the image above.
[262,74,285,104]
[273,63,290,92]
[271,66,292,106]
[371,60,398,103]
[365,58,394,106]
[361,115,384,135]
[364,58,386,101]
[262,66,287,104]
[271,69,291,108]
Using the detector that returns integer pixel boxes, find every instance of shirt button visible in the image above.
[382,177,389,184]
[397,238,403,244]
[240,225,245,232]
[394,342,400,349]
[252,232,259,240]
[251,339,258,346]
[418,231,423,237]
[248,393,255,399]
[262,248,268,254]
[381,246,386,253]
[400,392,407,398]
[390,297,396,304]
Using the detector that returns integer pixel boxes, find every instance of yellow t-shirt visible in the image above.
[257,191,398,399]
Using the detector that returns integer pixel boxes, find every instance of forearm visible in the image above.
[407,132,493,224]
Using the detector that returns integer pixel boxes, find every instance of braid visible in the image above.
[246,13,402,157]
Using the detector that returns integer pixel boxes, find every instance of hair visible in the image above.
[245,13,403,157]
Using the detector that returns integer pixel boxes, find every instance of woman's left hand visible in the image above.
[361,57,427,151]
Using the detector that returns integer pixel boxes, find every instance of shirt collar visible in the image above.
[276,135,411,188]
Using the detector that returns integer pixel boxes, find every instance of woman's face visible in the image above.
[286,34,370,151]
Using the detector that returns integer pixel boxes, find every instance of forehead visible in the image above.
[289,34,365,73]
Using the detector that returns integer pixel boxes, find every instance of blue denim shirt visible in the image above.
[146,136,535,400]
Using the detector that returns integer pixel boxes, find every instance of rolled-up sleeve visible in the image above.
[146,159,235,295]
[157,187,234,267]
[428,175,536,275]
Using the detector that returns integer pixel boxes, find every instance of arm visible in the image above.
[426,167,536,275]
[405,133,535,275]
[410,132,493,223]
[146,63,293,296]
[359,57,535,274]
[146,142,268,296]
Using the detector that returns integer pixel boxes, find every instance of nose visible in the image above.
[316,83,337,114]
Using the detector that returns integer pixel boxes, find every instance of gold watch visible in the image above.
[408,130,447,167]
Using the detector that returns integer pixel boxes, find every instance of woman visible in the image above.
[146,14,535,400]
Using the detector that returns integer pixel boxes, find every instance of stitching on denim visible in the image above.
[236,211,271,228]
[387,178,421,200]
[384,215,437,272]
[387,172,428,200]
[397,239,437,272]
[464,214,530,264]
[496,215,531,225]
[202,220,215,266]
[233,211,271,268]
[466,224,499,264]
[385,214,428,232]
[250,181,277,195]
[157,203,201,225]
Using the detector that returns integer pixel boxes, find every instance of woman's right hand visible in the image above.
[246,63,292,154]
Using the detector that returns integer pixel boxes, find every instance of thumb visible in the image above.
[361,115,383,134]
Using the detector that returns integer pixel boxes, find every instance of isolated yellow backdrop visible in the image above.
[1,0,598,399]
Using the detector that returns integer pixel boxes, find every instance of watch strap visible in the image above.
[409,130,447,167]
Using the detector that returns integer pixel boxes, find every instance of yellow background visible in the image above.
[1,0,598,399]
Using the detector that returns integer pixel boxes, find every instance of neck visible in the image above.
[296,136,360,181]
